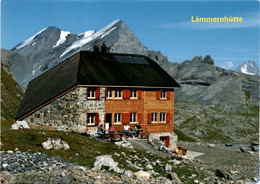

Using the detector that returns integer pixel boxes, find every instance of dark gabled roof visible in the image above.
[16,51,180,120]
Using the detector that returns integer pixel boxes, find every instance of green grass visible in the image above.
[1,120,208,183]
[174,128,196,142]
[244,91,251,100]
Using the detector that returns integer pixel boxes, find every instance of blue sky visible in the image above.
[2,0,259,69]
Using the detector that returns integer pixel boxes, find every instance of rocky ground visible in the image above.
[0,151,176,184]
[178,141,259,182]
[1,137,259,184]
[128,139,260,183]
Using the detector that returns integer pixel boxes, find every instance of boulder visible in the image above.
[250,143,259,151]
[124,170,133,178]
[248,151,254,155]
[208,144,215,148]
[215,169,227,178]
[239,146,246,152]
[146,163,153,170]
[42,138,70,150]
[133,170,150,180]
[165,163,172,172]
[167,172,181,183]
[114,141,133,149]
[94,155,123,173]
[225,143,233,147]
[11,121,30,130]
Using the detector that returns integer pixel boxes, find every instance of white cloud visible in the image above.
[158,12,259,30]
[219,61,234,69]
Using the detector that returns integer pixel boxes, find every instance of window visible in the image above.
[130,89,137,98]
[107,88,113,98]
[160,90,166,99]
[87,114,95,125]
[160,113,166,122]
[130,113,137,123]
[115,89,122,98]
[88,88,95,98]
[152,113,157,123]
[114,113,121,124]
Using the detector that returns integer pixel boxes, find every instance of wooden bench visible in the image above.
[109,132,124,141]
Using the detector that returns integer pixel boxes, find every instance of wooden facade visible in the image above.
[103,88,174,133]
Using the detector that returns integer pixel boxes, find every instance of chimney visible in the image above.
[93,43,99,52]
[101,42,107,53]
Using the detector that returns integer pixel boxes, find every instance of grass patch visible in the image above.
[174,128,196,142]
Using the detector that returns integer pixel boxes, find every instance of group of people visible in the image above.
[86,124,142,138]
[123,124,141,138]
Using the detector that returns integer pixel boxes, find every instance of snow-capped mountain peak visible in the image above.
[59,19,120,58]
[236,60,259,75]
[13,27,47,51]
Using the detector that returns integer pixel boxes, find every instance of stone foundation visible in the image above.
[148,132,178,150]
[24,87,106,133]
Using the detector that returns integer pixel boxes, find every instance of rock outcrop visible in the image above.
[42,138,70,150]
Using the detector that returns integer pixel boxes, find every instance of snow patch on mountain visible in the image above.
[59,19,120,58]
[240,65,255,75]
[236,60,259,75]
[78,30,95,37]
[14,28,47,51]
[54,31,71,48]
[101,27,117,39]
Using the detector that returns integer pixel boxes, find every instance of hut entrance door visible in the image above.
[105,113,112,128]
[160,136,170,148]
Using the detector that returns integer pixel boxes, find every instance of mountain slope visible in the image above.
[1,49,33,85]
[235,60,259,75]
[1,64,24,121]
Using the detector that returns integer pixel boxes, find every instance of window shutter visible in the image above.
[122,113,129,124]
[105,88,108,98]
[95,113,99,126]
[127,90,131,99]
[123,89,127,99]
[104,113,106,123]
[148,113,152,124]
[138,113,142,123]
[138,90,142,99]
[156,90,160,100]
[123,89,130,99]
[86,114,88,125]
[167,91,171,100]
[96,88,101,99]
[166,112,170,123]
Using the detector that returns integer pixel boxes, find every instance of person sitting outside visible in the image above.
[97,125,104,137]
[123,124,130,136]
[109,126,115,131]
[129,125,137,138]
[136,124,141,137]
[85,127,90,136]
